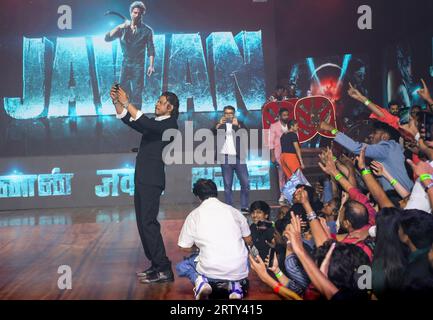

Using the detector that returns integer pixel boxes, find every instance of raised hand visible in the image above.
[418,78,433,104]
[319,217,332,239]
[110,85,119,103]
[318,147,338,175]
[248,254,268,280]
[340,154,356,170]
[319,121,334,132]
[340,191,349,207]
[319,242,336,276]
[117,86,129,106]
[218,116,227,125]
[348,82,363,100]
[286,212,305,256]
[265,252,279,273]
[407,159,433,177]
[293,187,309,205]
[355,146,367,170]
[370,161,384,176]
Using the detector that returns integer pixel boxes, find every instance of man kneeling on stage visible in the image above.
[176,179,252,300]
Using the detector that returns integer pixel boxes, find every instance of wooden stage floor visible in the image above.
[0,204,280,300]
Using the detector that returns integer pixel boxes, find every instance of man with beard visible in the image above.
[269,108,291,204]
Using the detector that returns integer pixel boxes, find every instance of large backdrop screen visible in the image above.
[0,0,274,158]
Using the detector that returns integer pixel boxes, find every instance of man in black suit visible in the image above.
[110,84,178,283]
[212,106,250,213]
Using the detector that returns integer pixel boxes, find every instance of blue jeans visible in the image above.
[175,254,246,288]
[176,254,200,284]
[221,155,249,208]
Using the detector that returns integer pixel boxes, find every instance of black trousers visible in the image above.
[134,183,171,272]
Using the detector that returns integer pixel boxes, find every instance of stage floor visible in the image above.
[0,204,281,300]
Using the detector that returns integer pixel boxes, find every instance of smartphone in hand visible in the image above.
[248,245,260,261]
[267,248,276,269]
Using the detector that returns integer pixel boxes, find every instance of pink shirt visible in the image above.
[269,121,287,161]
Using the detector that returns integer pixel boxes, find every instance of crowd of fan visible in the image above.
[176,79,433,300]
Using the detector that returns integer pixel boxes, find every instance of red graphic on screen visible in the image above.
[294,96,337,143]
[261,99,297,129]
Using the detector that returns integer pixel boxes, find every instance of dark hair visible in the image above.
[315,240,371,291]
[162,92,179,120]
[371,120,401,142]
[130,1,146,13]
[278,205,290,219]
[223,105,236,113]
[192,179,218,201]
[249,201,271,216]
[400,209,433,249]
[274,217,291,234]
[287,119,297,129]
[279,108,289,116]
[387,100,400,108]
[344,200,369,230]
[275,85,285,91]
[373,208,409,294]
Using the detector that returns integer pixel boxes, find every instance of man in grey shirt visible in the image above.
[320,120,414,193]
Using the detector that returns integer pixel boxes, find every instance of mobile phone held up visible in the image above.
[248,245,260,261]
[267,247,276,269]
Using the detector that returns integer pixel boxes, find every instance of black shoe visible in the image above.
[136,266,157,278]
[140,270,174,284]
[240,208,249,215]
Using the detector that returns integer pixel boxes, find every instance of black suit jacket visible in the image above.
[122,112,178,189]
[211,121,249,162]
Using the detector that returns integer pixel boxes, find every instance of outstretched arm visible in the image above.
[286,213,339,300]
[418,79,433,112]
[248,255,303,300]
[319,121,389,161]
[356,147,394,209]
[370,161,410,199]
[110,85,145,134]
[348,82,385,118]
[293,187,330,247]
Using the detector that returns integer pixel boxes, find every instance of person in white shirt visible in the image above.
[212,106,250,213]
[176,179,253,300]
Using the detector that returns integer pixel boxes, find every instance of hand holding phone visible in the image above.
[267,248,276,269]
[248,245,260,262]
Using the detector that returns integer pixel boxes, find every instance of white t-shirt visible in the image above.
[220,123,237,156]
[178,197,251,281]
[405,160,433,213]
